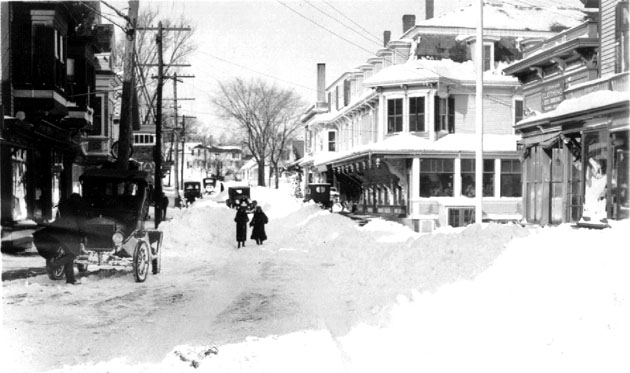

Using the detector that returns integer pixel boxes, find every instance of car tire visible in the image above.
[133,241,150,282]
[46,246,66,281]
[151,245,161,275]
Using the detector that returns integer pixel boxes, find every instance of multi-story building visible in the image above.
[504,0,628,226]
[299,1,589,231]
[1,1,115,249]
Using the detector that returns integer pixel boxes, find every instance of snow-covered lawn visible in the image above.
[2,185,629,372]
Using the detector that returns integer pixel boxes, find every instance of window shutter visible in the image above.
[335,86,339,110]
[448,97,455,133]
[327,92,332,112]
[344,80,351,106]
[434,96,440,132]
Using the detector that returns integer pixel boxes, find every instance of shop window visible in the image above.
[409,96,425,132]
[461,159,495,197]
[387,98,403,133]
[90,96,103,136]
[420,158,454,197]
[612,131,629,219]
[500,159,522,197]
[434,97,455,133]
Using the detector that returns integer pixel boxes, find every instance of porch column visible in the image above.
[454,157,462,197]
[410,156,421,216]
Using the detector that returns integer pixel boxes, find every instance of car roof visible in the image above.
[80,168,152,184]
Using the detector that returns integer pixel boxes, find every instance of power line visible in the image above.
[276,0,378,57]
[195,49,317,92]
[303,0,383,48]
[321,0,385,46]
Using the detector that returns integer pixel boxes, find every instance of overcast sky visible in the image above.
[110,0,471,138]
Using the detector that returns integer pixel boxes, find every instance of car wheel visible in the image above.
[151,246,161,275]
[46,247,65,281]
[133,241,150,282]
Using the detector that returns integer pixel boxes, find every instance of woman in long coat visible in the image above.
[234,204,249,248]
[249,206,268,245]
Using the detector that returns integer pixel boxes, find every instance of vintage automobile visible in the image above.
[202,177,217,194]
[226,186,252,208]
[304,183,333,209]
[183,181,202,205]
[33,169,163,283]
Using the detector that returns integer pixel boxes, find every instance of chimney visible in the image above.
[383,30,391,47]
[426,0,434,20]
[317,63,326,104]
[402,14,416,33]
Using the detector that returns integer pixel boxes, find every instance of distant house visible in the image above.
[183,144,244,181]
[299,1,590,231]
[504,0,629,225]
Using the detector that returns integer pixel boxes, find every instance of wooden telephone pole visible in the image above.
[116,0,139,170]
[139,23,191,226]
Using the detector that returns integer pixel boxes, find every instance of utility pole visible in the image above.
[475,0,484,224]
[116,0,139,170]
[180,115,196,187]
[153,21,164,228]
[138,23,191,222]
[165,73,194,207]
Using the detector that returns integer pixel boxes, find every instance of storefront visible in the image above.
[517,94,629,225]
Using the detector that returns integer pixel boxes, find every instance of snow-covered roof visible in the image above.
[363,59,517,88]
[517,90,629,127]
[313,132,520,166]
[409,1,587,34]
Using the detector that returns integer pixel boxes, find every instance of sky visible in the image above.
[109,0,471,138]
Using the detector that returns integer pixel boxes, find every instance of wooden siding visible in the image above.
[601,0,619,76]
[455,94,515,135]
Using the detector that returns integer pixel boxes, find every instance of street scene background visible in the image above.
[2,183,629,372]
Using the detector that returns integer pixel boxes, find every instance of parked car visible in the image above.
[226,186,252,208]
[203,177,217,194]
[183,181,202,205]
[33,168,163,282]
[304,183,333,209]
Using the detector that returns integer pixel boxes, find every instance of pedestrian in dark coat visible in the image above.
[234,203,249,248]
[250,206,268,245]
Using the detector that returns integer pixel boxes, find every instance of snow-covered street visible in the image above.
[2,185,629,373]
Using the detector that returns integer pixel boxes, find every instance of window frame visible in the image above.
[420,158,454,197]
[387,97,403,133]
[409,96,426,132]
[327,130,337,152]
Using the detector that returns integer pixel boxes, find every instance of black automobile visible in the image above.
[183,181,202,205]
[304,183,333,209]
[226,186,251,208]
[33,168,163,282]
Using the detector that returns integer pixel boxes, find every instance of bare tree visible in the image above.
[114,7,197,128]
[268,114,303,189]
[212,78,304,187]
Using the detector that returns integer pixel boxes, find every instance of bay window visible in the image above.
[409,96,425,132]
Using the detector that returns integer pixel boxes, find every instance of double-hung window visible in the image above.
[387,98,403,133]
[328,131,337,151]
[434,97,455,133]
[409,96,425,132]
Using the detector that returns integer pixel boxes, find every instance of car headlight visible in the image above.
[112,231,124,246]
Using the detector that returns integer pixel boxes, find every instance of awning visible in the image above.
[518,131,561,147]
